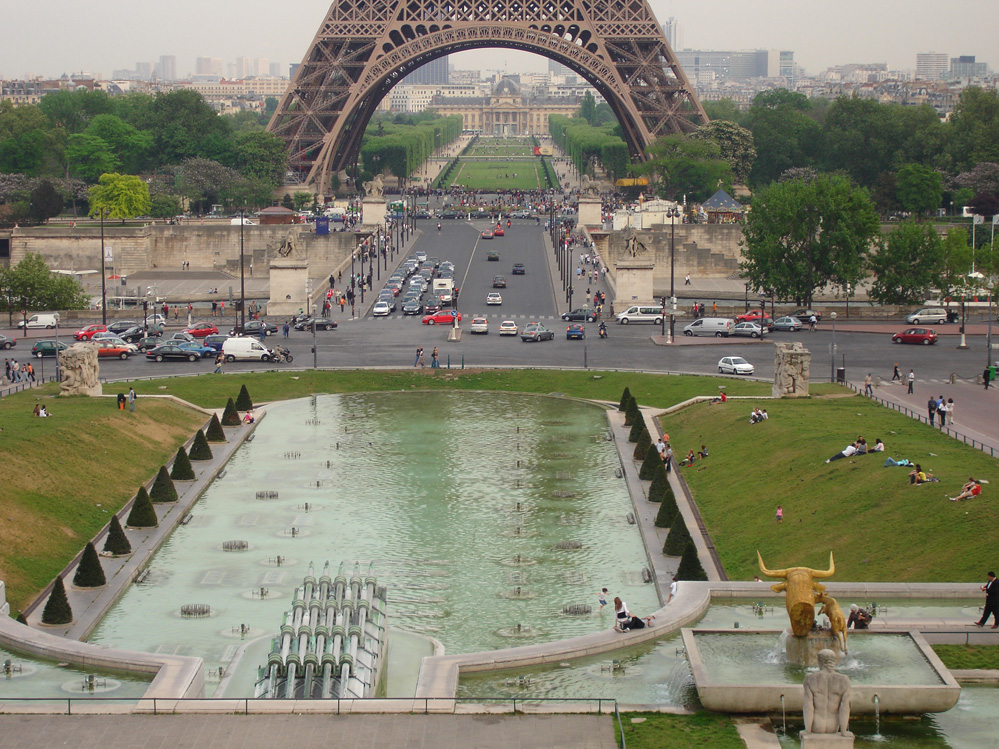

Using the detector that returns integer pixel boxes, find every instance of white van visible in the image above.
[614,305,664,324]
[222,337,276,362]
[683,317,734,337]
[17,313,60,329]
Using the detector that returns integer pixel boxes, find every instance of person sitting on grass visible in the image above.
[750,407,764,424]
[950,477,982,501]
[855,436,868,455]
[698,444,709,460]
[872,438,885,453]
[908,464,938,484]
[680,449,696,467]
[711,391,727,404]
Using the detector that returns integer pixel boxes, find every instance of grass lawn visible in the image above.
[466,143,535,157]
[931,645,999,670]
[445,159,542,191]
[0,385,206,613]
[661,389,999,582]
[618,711,744,749]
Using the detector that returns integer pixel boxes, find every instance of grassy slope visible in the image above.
[0,385,206,613]
[618,712,744,749]
[932,645,999,670]
[663,390,999,582]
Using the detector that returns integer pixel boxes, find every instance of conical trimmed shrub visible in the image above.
[171,446,195,480]
[654,483,679,527]
[189,429,213,460]
[647,463,668,501]
[235,384,253,411]
[677,542,708,581]
[221,397,241,426]
[73,543,106,588]
[618,387,632,412]
[150,466,178,503]
[633,428,651,460]
[126,487,158,528]
[663,516,692,556]
[624,396,640,427]
[628,415,646,443]
[638,442,661,478]
[41,576,73,625]
[104,515,132,556]
[16,613,27,625]
[205,413,227,442]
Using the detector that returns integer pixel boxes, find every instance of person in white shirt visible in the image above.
[667,576,678,604]
[826,443,858,463]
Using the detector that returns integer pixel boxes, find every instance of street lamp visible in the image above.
[830,311,838,383]
[666,205,681,343]
[239,208,246,335]
[99,208,108,326]
[987,279,995,372]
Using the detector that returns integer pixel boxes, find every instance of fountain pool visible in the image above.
[0,644,150,701]
[87,391,660,696]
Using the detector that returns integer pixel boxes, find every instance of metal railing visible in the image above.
[0,374,57,397]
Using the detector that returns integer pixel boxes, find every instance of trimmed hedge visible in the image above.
[73,542,106,588]
[678,542,709,581]
[633,427,651,459]
[126,487,158,528]
[624,396,640,427]
[619,387,632,412]
[41,576,72,625]
[647,463,668,500]
[221,397,241,426]
[206,413,227,442]
[663,515,692,556]
[628,415,646,443]
[103,515,132,555]
[654,489,679,528]
[235,384,253,411]
[639,442,662,479]
[189,429,213,460]
[150,466,178,503]
[171,446,195,480]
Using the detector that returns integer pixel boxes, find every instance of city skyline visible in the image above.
[2,0,997,80]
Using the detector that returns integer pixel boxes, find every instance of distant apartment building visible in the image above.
[449,69,480,84]
[388,83,481,113]
[196,57,224,76]
[157,55,177,81]
[662,16,681,50]
[949,55,988,79]
[547,59,574,78]
[916,52,949,80]
[402,55,449,85]
[676,49,795,84]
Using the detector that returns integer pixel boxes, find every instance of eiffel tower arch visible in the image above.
[268,0,708,193]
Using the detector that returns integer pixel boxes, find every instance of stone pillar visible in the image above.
[773,341,812,398]
[361,198,386,228]
[613,262,655,307]
[268,258,310,316]
[577,197,602,228]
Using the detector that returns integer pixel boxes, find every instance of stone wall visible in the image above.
[603,224,743,288]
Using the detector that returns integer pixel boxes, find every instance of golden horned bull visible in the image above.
[757,551,835,637]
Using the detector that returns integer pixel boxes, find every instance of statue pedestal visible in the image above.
[786,631,842,667]
[577,196,602,227]
[268,258,310,316]
[799,731,855,748]
[362,197,386,227]
[613,262,655,308]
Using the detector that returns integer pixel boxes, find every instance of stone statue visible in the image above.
[276,230,298,258]
[773,341,811,398]
[816,593,849,654]
[580,174,600,196]
[801,649,853,746]
[59,342,102,397]
[362,173,384,198]
[622,227,649,259]
[757,552,835,637]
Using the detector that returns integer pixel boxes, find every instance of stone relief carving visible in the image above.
[773,341,811,398]
[59,343,102,397]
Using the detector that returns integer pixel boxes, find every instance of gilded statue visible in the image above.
[816,593,848,654]
[757,552,835,637]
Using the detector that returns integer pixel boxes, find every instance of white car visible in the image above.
[486,292,503,305]
[718,356,754,375]
[499,320,519,335]
[95,334,139,352]
[470,317,489,334]
[372,301,392,316]
[732,322,767,338]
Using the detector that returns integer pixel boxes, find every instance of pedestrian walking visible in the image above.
[431,346,439,368]
[128,387,136,412]
[974,571,998,628]
[809,314,817,332]
[864,373,873,397]
[684,273,691,286]
[414,346,424,368]
[282,322,290,338]
[907,369,915,394]
[892,363,901,381]
[927,396,937,427]
[214,352,224,374]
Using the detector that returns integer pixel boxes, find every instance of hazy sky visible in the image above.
[2,0,997,79]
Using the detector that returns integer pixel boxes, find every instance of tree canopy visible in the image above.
[88,172,151,221]
[0,252,89,312]
[638,134,732,202]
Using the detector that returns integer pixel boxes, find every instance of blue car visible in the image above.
[176,340,215,358]
[203,334,231,351]
[566,323,586,340]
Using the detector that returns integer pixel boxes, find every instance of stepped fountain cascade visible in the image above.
[255,561,387,699]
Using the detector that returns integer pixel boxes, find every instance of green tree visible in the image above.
[84,114,153,174]
[38,89,114,134]
[233,131,287,184]
[654,491,678,527]
[176,157,240,214]
[281,193,294,209]
[41,575,73,625]
[895,163,943,216]
[189,429,213,460]
[149,192,183,219]
[149,466,178,503]
[677,542,708,581]
[639,442,662,479]
[939,228,974,302]
[136,90,233,167]
[293,191,313,211]
[663,515,691,556]
[0,252,88,313]
[628,417,646,444]
[88,172,151,222]
[205,413,227,442]
[702,99,745,125]
[222,397,242,426]
[868,221,943,305]
[618,387,632,412]
[624,396,640,427]
[633,428,651,460]
[73,542,106,588]
[28,180,64,223]
[126,486,158,528]
[0,129,48,175]
[103,515,132,555]
[691,120,756,183]
[170,445,196,480]
[576,92,598,126]
[947,88,999,171]
[65,133,120,182]
[235,384,254,410]
[639,134,732,201]
[746,90,822,186]
[741,174,880,306]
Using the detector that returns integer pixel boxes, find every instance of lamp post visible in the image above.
[99,209,108,326]
[239,208,246,335]
[666,205,680,343]
[830,311,838,383]
[986,279,994,370]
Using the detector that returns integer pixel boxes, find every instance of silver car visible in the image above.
[718,356,754,375]
[904,307,949,325]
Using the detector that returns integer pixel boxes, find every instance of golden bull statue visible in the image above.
[757,552,835,637]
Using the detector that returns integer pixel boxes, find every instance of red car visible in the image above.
[74,324,108,340]
[183,322,219,338]
[494,227,505,236]
[421,311,462,325]
[892,327,938,345]
[735,311,774,330]
[94,342,132,359]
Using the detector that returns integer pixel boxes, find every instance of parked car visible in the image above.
[481,230,495,240]
[892,327,938,345]
[511,263,525,275]
[486,292,503,305]
[492,275,507,288]
[905,307,950,325]
[422,311,462,325]
[561,307,598,323]
[521,322,554,342]
[108,320,139,335]
[293,317,337,331]
[566,323,586,340]
[732,321,767,338]
[146,344,203,362]
[74,324,108,341]
[735,311,774,330]
[0,334,15,350]
[499,320,519,336]
[683,318,733,337]
[718,356,755,375]
[31,340,68,358]
[230,320,277,337]
[470,317,489,334]
[183,322,219,338]
[773,316,803,332]
[793,309,822,323]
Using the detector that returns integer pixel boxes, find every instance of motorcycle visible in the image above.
[271,345,294,364]
[598,323,608,339]
[437,222,442,231]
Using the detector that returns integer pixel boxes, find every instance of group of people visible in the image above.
[825,436,884,463]
[749,407,769,424]
[3,359,35,385]
[927,394,955,427]
[413,346,439,368]
[31,403,50,417]
[598,585,663,633]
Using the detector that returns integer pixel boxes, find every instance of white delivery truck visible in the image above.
[432,278,454,305]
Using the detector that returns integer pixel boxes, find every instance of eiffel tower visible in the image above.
[268,0,707,193]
